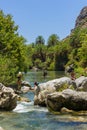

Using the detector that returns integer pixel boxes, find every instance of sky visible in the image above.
[0,0,87,44]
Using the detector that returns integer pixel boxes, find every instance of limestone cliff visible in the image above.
[75,6,87,28]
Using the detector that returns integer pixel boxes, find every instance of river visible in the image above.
[0,71,87,130]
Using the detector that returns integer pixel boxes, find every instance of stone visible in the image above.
[34,77,75,106]
[0,127,4,130]
[0,83,17,111]
[75,76,87,91]
[46,89,87,112]
[17,96,31,102]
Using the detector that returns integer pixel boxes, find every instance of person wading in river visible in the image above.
[17,72,23,90]
[43,70,47,79]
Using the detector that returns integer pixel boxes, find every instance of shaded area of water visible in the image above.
[0,71,87,130]
[24,71,65,87]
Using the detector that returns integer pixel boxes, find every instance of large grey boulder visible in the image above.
[40,77,74,90]
[10,80,32,94]
[0,127,4,130]
[0,83,17,111]
[75,76,87,91]
[21,80,31,88]
[46,89,87,112]
[34,77,76,106]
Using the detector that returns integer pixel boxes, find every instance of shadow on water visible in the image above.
[24,71,66,86]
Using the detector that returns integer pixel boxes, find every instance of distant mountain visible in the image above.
[75,6,87,28]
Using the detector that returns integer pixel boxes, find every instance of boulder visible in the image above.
[21,86,31,93]
[17,95,31,102]
[10,80,32,94]
[75,76,87,91]
[21,80,31,88]
[0,83,17,111]
[34,89,52,106]
[34,77,76,106]
[46,89,87,113]
[0,127,4,130]
[39,77,75,91]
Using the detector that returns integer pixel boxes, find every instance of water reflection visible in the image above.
[24,71,65,86]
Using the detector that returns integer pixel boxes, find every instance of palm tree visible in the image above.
[47,34,59,47]
[35,35,45,45]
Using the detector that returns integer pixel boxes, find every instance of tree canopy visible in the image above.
[0,10,28,85]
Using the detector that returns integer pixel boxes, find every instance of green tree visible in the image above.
[46,46,55,70]
[47,34,59,47]
[54,41,70,70]
[69,28,87,48]
[0,54,18,85]
[78,42,87,68]
[0,10,27,85]
[68,28,87,68]
[35,35,45,45]
[32,44,47,69]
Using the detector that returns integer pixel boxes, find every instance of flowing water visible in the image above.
[0,71,87,130]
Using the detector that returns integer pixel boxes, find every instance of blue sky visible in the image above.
[0,0,87,44]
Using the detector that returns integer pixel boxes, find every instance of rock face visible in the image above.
[34,77,75,106]
[34,75,87,113]
[46,89,87,112]
[0,127,4,130]
[75,6,87,28]
[75,76,87,91]
[0,83,17,111]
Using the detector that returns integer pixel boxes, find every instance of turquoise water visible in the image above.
[0,71,87,130]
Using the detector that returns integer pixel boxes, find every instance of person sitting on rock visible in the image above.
[65,64,76,80]
[17,72,33,91]
[70,70,76,80]
[34,82,40,96]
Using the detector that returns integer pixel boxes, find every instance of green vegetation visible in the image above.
[27,27,87,77]
[57,83,75,92]
[0,10,87,85]
[0,10,28,85]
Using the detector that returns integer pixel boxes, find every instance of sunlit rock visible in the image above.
[46,89,87,113]
[75,76,87,91]
[34,77,75,106]
[0,83,17,111]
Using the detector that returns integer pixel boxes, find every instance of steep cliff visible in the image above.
[75,6,87,28]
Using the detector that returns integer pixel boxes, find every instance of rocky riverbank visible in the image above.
[0,83,17,111]
[1,75,87,113]
[0,81,31,111]
[34,76,87,114]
